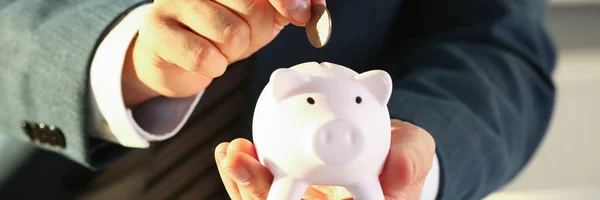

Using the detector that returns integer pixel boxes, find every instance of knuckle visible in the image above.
[193,44,215,68]
[192,45,226,77]
[192,45,212,65]
[187,47,206,73]
[150,53,171,68]
[222,19,250,48]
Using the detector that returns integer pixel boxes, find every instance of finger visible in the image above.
[136,20,219,97]
[380,147,413,194]
[173,0,250,63]
[239,11,288,60]
[227,138,259,159]
[268,0,312,25]
[221,141,353,200]
[272,12,290,37]
[225,139,271,200]
[213,0,278,46]
[381,120,436,194]
[268,0,326,26]
[215,142,243,200]
[143,11,229,77]
[213,0,289,59]
[222,151,274,200]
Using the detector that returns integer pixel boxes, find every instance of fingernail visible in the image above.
[227,167,251,183]
[289,0,311,22]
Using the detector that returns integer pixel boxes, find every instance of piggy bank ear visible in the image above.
[354,70,393,106]
[270,68,311,101]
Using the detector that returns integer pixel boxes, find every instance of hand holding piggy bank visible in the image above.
[252,62,393,200]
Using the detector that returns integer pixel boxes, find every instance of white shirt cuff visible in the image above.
[89,3,203,148]
[420,152,441,200]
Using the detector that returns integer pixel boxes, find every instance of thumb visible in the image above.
[221,151,274,200]
[269,0,327,26]
[381,120,436,194]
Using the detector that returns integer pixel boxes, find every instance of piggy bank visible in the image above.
[252,62,393,200]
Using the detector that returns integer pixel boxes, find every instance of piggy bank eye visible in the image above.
[307,97,315,105]
[355,96,362,104]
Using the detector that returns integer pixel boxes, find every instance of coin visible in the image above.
[305,3,332,48]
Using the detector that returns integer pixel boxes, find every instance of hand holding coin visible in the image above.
[267,0,332,48]
[122,0,330,107]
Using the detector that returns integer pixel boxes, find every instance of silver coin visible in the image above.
[305,4,332,48]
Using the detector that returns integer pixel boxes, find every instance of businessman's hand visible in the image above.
[122,0,325,107]
[214,119,437,200]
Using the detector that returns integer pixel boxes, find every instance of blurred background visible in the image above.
[485,0,600,199]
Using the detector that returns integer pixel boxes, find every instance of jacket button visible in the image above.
[20,121,66,149]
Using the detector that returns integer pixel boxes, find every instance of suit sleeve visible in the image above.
[0,0,150,169]
[384,0,557,199]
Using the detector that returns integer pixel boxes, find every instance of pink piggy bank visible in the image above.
[252,62,393,200]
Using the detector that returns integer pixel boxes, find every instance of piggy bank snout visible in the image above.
[313,120,364,165]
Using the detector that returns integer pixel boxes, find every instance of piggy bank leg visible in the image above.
[346,177,385,200]
[267,176,309,200]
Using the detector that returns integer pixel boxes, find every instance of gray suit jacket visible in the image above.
[0,0,557,199]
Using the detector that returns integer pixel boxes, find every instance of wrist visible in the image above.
[122,34,160,108]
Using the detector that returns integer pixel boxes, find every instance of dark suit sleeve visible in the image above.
[0,0,150,169]
[383,0,556,199]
